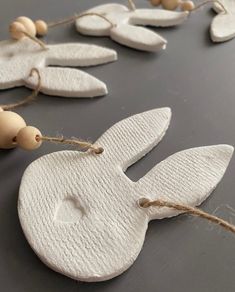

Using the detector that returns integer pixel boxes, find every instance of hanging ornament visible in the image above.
[3,12,119,98]
[18,108,234,282]
[75,2,189,52]
[210,0,234,42]
[0,38,117,98]
[149,0,231,43]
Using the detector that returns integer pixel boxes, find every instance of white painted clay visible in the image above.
[75,4,189,52]
[0,39,117,97]
[18,108,233,282]
[211,0,235,42]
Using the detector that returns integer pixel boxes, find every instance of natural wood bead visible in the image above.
[161,0,180,10]
[16,16,36,37]
[0,107,4,112]
[150,0,162,6]
[0,111,26,149]
[9,21,27,40]
[35,20,48,36]
[180,0,195,11]
[17,126,42,150]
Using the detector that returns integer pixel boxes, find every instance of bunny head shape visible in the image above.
[211,0,235,42]
[0,38,117,98]
[18,108,233,282]
[75,4,189,52]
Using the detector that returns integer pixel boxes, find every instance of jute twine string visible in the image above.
[192,0,228,13]
[1,68,41,111]
[22,31,47,49]
[128,0,227,13]
[15,12,115,50]
[38,136,104,154]
[1,68,103,154]
[128,0,137,11]
[139,198,235,234]
[47,12,115,29]
[19,0,227,50]
[14,0,228,50]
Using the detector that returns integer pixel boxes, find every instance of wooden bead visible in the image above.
[161,0,180,10]
[17,126,42,150]
[9,21,27,40]
[0,111,26,149]
[35,20,48,36]
[180,0,195,11]
[16,16,36,37]
[150,0,162,6]
[0,107,4,112]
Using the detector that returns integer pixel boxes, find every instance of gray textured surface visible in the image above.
[0,0,235,291]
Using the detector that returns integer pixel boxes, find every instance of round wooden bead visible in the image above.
[0,111,26,149]
[17,126,42,150]
[9,21,27,40]
[150,0,162,6]
[16,16,36,37]
[35,20,48,36]
[0,107,4,112]
[161,0,180,10]
[180,0,195,11]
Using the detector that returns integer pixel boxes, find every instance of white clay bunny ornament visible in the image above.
[18,108,233,282]
[75,3,189,52]
[0,38,117,98]
[211,0,235,42]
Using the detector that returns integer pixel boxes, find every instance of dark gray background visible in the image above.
[0,0,235,291]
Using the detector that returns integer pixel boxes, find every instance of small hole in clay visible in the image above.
[137,198,150,209]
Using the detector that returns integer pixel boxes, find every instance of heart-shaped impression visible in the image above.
[55,197,85,223]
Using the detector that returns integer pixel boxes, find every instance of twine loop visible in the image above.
[48,12,116,29]
[0,68,41,111]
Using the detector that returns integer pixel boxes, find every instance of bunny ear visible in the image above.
[129,9,188,27]
[110,24,167,52]
[96,108,171,170]
[24,67,107,98]
[210,14,235,42]
[212,0,235,13]
[137,145,234,220]
[75,3,129,36]
[46,43,117,67]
